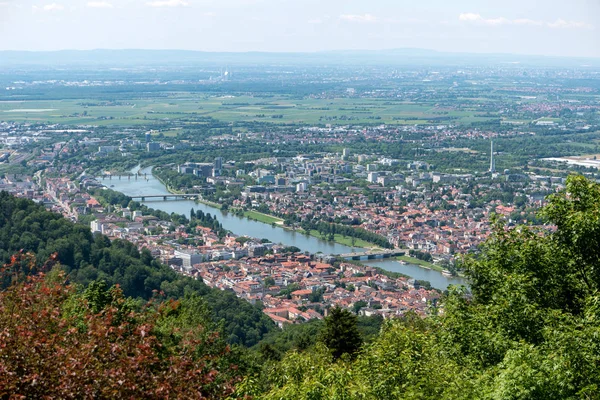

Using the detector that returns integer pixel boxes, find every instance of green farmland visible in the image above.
[0,95,498,127]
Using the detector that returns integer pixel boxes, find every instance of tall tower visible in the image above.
[489,140,496,173]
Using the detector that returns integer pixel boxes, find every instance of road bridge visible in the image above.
[338,249,405,260]
[129,194,203,201]
[100,172,149,180]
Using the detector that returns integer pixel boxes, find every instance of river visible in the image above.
[98,167,467,289]
[366,259,466,290]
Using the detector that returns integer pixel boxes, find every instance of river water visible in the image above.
[98,167,466,289]
[366,259,466,290]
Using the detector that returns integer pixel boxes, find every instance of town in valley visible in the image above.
[2,52,599,326]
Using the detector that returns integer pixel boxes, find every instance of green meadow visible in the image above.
[0,95,498,126]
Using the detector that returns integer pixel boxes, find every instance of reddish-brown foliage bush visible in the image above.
[0,253,239,399]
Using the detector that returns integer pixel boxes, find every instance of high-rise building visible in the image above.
[489,140,496,173]
[173,250,205,270]
[90,220,105,234]
[194,164,213,177]
[147,142,160,152]
[296,182,308,192]
[367,172,379,183]
[214,157,223,172]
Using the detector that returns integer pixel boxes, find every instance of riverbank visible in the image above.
[196,198,223,210]
[343,259,411,280]
[152,169,185,195]
[397,255,466,279]
[226,207,376,250]
[397,255,438,271]
[306,230,378,249]
[244,210,284,225]
[227,207,285,225]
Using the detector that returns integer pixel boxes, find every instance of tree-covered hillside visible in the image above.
[0,191,274,347]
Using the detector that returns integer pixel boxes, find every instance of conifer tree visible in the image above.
[318,306,362,360]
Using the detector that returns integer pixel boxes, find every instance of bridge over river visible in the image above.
[338,249,406,260]
[129,194,203,201]
[101,172,149,180]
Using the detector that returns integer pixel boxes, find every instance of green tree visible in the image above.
[282,246,301,254]
[353,300,367,314]
[318,307,362,360]
[308,287,324,303]
[82,279,114,314]
[263,277,276,287]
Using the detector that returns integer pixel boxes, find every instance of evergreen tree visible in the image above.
[318,306,362,360]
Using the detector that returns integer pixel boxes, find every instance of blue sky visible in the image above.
[0,0,598,57]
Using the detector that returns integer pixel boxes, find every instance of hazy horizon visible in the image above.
[0,0,598,58]
[0,47,599,59]
[3,47,600,69]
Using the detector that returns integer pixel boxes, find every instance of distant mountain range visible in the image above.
[0,48,598,67]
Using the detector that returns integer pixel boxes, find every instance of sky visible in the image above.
[0,0,598,57]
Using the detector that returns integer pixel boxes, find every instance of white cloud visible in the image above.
[87,1,113,8]
[458,13,509,26]
[339,14,377,23]
[547,19,593,29]
[32,3,64,12]
[146,0,189,7]
[459,13,592,29]
[459,13,482,22]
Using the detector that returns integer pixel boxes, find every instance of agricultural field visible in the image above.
[0,95,498,127]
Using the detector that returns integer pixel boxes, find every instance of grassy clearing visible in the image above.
[244,210,283,224]
[397,255,440,271]
[307,230,376,249]
[196,199,223,209]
